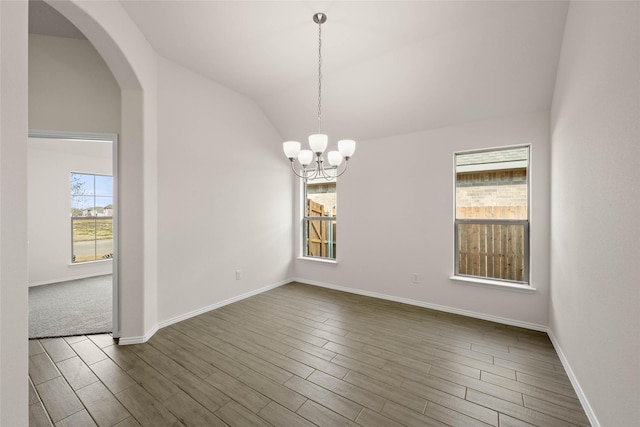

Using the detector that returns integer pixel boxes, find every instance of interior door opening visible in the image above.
[27,131,119,339]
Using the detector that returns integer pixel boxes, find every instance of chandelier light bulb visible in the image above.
[298,150,314,167]
[327,151,343,167]
[338,140,356,159]
[309,134,328,154]
[283,141,301,159]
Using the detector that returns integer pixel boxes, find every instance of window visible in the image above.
[70,173,113,263]
[303,175,337,260]
[454,146,529,284]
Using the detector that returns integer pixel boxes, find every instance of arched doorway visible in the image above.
[40,0,160,341]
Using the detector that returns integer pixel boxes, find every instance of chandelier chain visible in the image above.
[281,12,355,182]
[317,18,323,133]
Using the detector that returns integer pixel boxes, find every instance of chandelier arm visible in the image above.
[318,165,333,181]
[334,159,350,178]
[293,161,318,182]
[292,154,342,182]
[308,170,319,182]
[307,158,339,181]
[318,157,339,182]
[314,155,324,179]
[289,160,309,179]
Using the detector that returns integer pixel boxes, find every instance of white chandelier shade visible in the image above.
[282,13,356,181]
[283,135,356,179]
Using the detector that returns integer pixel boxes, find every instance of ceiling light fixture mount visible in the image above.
[312,12,327,25]
[282,12,356,181]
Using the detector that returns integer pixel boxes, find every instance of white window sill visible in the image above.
[450,275,536,293]
[297,256,338,265]
[69,259,113,267]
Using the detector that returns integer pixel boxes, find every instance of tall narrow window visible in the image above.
[454,146,529,284]
[303,176,337,260]
[70,173,113,263]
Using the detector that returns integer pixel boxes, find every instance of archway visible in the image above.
[41,0,159,343]
[2,2,158,422]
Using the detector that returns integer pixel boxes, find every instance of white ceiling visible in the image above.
[31,1,570,142]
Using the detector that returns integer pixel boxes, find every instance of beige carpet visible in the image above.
[29,275,112,339]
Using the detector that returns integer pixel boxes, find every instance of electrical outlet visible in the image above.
[411,273,421,284]
[236,270,242,280]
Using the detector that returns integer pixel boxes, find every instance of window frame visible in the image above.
[70,172,114,264]
[301,175,338,262]
[453,145,531,286]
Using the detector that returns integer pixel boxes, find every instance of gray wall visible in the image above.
[550,2,640,425]
[28,34,119,284]
[294,110,551,327]
[156,57,293,324]
[28,137,112,286]
[0,2,29,424]
[29,33,120,133]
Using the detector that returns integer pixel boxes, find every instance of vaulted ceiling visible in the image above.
[30,1,569,142]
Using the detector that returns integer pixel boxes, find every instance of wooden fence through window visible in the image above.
[456,206,527,282]
[306,199,336,259]
[456,221,527,282]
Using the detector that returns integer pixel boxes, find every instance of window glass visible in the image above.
[94,174,113,197]
[454,146,529,283]
[304,176,337,259]
[70,173,113,263]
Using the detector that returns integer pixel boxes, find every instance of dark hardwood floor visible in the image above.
[29,282,590,426]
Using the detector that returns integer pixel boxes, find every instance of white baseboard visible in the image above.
[117,279,289,345]
[156,279,289,330]
[118,324,158,345]
[292,277,547,332]
[29,272,112,288]
[546,329,600,427]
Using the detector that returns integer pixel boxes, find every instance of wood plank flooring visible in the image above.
[29,282,590,426]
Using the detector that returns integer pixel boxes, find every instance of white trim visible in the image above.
[118,324,158,345]
[68,259,113,267]
[456,160,527,173]
[449,275,536,293]
[292,278,546,332]
[29,272,111,288]
[157,280,288,329]
[117,279,289,345]
[28,129,116,142]
[546,329,600,427]
[296,256,338,265]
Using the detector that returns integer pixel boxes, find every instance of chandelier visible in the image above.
[282,13,356,181]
